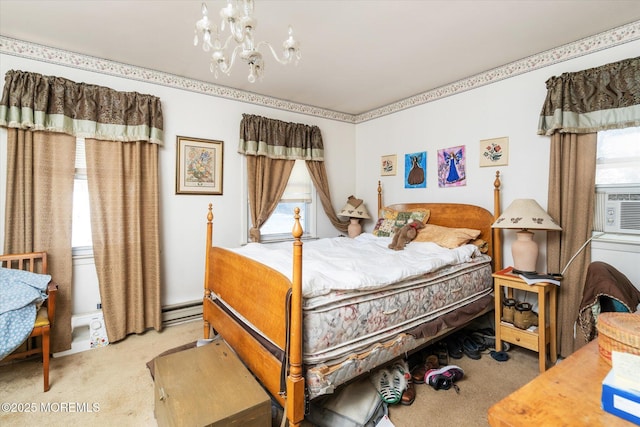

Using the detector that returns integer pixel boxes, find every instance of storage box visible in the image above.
[154,340,271,427]
[602,370,640,425]
[597,312,640,364]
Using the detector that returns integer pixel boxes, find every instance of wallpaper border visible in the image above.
[1,20,638,124]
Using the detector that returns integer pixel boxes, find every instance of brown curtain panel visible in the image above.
[247,156,295,242]
[3,129,75,352]
[306,161,348,233]
[547,132,597,357]
[538,57,640,357]
[85,138,162,341]
[1,70,164,348]
[239,114,348,239]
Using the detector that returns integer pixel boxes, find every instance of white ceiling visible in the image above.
[1,1,640,116]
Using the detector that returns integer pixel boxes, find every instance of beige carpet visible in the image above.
[0,319,540,426]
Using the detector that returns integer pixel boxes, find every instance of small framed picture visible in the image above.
[176,136,224,195]
[404,151,427,188]
[380,154,397,176]
[480,137,509,167]
[438,145,466,187]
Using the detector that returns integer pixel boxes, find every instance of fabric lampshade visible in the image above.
[492,199,562,273]
[338,196,370,238]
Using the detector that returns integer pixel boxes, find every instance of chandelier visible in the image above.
[193,1,301,83]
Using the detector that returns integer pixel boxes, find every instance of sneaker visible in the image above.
[425,365,464,392]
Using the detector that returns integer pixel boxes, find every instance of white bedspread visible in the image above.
[231,233,481,298]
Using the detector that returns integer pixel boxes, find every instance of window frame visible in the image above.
[242,159,317,244]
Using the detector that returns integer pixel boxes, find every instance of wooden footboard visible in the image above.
[204,172,502,427]
[203,206,306,425]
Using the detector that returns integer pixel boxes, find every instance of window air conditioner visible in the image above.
[603,189,640,235]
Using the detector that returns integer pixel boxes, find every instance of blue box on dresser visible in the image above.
[601,370,640,425]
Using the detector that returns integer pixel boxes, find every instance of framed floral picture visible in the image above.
[480,137,509,167]
[380,154,397,176]
[176,136,224,195]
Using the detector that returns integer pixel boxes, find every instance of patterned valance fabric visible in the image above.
[238,114,324,160]
[0,70,164,144]
[538,57,640,136]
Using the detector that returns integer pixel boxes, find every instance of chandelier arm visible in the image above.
[224,44,243,75]
[257,41,292,65]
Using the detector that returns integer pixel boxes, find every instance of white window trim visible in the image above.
[240,159,317,245]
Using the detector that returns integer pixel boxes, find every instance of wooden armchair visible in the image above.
[0,252,58,392]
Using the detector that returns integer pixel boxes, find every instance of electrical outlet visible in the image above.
[97,303,102,309]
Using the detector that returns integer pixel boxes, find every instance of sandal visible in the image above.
[390,365,407,404]
[392,360,414,406]
[372,369,402,404]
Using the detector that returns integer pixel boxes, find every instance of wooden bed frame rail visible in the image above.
[204,172,502,427]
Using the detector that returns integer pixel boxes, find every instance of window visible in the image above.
[593,127,640,236]
[72,138,93,250]
[596,126,640,186]
[254,159,316,241]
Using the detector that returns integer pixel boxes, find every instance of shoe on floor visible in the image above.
[425,365,464,391]
[461,335,481,360]
[372,369,402,404]
[436,340,449,366]
[411,354,439,384]
[445,335,464,359]
[401,379,415,405]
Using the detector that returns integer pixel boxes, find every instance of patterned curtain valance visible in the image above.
[0,70,164,144]
[238,114,324,160]
[538,57,640,136]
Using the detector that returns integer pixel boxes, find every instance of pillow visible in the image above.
[372,208,430,237]
[413,224,481,248]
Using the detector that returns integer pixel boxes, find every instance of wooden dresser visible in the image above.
[488,340,635,426]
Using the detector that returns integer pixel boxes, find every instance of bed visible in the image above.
[203,172,503,426]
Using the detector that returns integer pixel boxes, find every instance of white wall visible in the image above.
[0,54,356,312]
[1,39,638,314]
[354,40,640,275]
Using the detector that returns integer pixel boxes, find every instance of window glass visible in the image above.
[72,138,93,248]
[596,126,640,186]
[257,159,314,240]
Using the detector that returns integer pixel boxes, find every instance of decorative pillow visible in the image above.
[372,208,430,237]
[413,224,481,248]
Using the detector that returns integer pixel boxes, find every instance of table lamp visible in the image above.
[339,196,370,238]
[492,199,562,274]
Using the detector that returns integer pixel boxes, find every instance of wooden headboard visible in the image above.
[376,171,503,270]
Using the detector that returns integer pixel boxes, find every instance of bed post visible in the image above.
[492,172,503,271]
[203,203,213,339]
[287,208,305,427]
[377,180,383,214]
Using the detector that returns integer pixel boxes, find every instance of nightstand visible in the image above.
[493,267,557,372]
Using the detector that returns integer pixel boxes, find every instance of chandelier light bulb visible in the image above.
[194,1,300,82]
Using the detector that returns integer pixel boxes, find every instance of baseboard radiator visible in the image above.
[162,300,203,326]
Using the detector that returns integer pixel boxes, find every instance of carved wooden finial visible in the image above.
[494,171,501,190]
[207,203,214,223]
[292,207,303,239]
